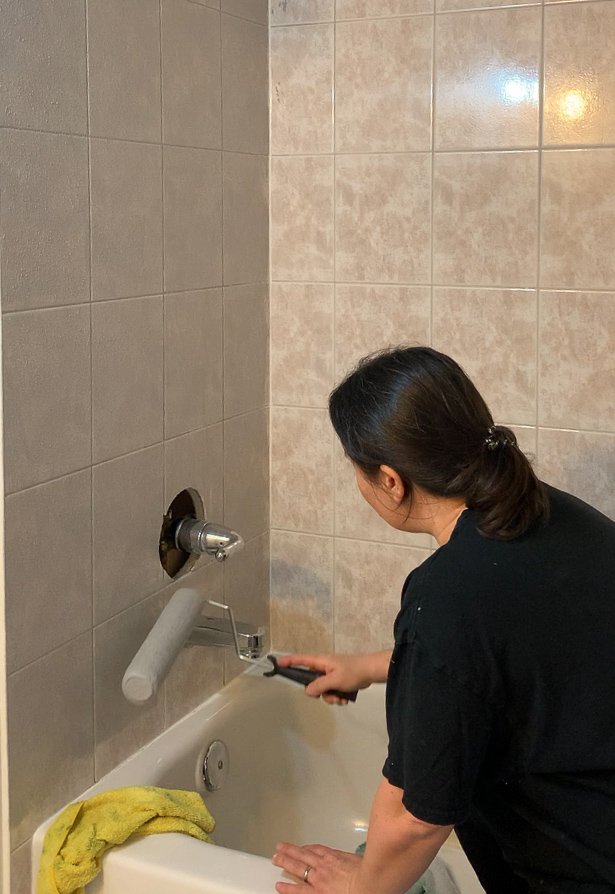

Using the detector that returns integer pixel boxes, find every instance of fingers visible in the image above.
[277,654,330,671]
[272,843,318,884]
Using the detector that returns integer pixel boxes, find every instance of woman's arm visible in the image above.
[273,779,452,894]
[276,651,392,702]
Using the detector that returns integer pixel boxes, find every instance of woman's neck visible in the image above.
[398,489,467,545]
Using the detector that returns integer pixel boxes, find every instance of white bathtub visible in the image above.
[32,661,484,894]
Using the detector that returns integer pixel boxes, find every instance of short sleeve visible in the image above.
[383,637,494,826]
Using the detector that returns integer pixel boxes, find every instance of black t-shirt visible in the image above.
[383,485,615,893]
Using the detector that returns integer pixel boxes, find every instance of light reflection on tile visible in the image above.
[435,7,541,150]
[544,1,615,146]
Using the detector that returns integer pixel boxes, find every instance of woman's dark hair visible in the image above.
[329,346,548,541]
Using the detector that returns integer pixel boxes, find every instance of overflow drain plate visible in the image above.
[202,739,229,791]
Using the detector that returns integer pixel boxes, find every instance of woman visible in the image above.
[272,347,615,894]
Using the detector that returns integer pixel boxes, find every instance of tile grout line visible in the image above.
[332,0,338,653]
[535,0,547,465]
[430,0,437,346]
[83,0,98,782]
[159,0,169,723]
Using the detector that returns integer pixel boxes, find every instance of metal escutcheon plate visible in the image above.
[202,739,229,791]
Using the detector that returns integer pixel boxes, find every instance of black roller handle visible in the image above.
[263,654,358,702]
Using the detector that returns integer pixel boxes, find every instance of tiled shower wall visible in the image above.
[269,1,615,654]
[0,1,269,889]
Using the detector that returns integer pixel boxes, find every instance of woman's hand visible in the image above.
[276,652,390,705]
[273,842,363,894]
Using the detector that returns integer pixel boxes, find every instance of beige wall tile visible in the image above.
[163,146,223,292]
[271,24,334,154]
[271,156,334,281]
[539,291,615,431]
[433,151,538,287]
[544,1,615,147]
[0,130,90,312]
[271,407,334,534]
[222,0,268,24]
[92,297,164,463]
[538,429,615,521]
[222,15,268,153]
[2,306,91,493]
[222,152,269,284]
[270,530,334,653]
[270,283,334,408]
[224,284,269,416]
[437,0,537,13]
[271,0,334,24]
[541,149,615,291]
[164,425,224,524]
[94,594,165,778]
[335,443,434,549]
[334,540,430,652]
[224,409,269,540]
[337,0,433,17]
[435,8,540,150]
[0,0,87,133]
[90,140,163,301]
[335,284,431,379]
[5,472,92,673]
[93,446,165,624]
[164,289,223,437]
[432,287,537,425]
[8,635,94,847]
[336,153,431,284]
[335,18,432,153]
[88,0,161,142]
[161,0,221,149]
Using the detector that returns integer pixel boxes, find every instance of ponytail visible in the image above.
[329,348,549,541]
[447,425,549,540]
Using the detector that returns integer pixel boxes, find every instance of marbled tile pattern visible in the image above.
[540,148,615,290]
[432,287,537,425]
[335,17,432,153]
[433,151,539,287]
[538,429,615,522]
[544,1,615,147]
[337,0,433,17]
[539,291,615,431]
[270,407,334,534]
[269,1,615,673]
[270,283,334,407]
[435,7,541,150]
[270,24,334,154]
[270,0,334,24]
[271,155,334,281]
[270,530,334,653]
[336,153,432,284]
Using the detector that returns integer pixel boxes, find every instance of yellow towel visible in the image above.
[36,785,215,894]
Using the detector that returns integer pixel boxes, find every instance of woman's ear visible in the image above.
[378,465,407,506]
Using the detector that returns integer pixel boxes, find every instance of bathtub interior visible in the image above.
[32,661,484,893]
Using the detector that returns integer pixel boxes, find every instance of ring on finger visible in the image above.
[303,865,313,884]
